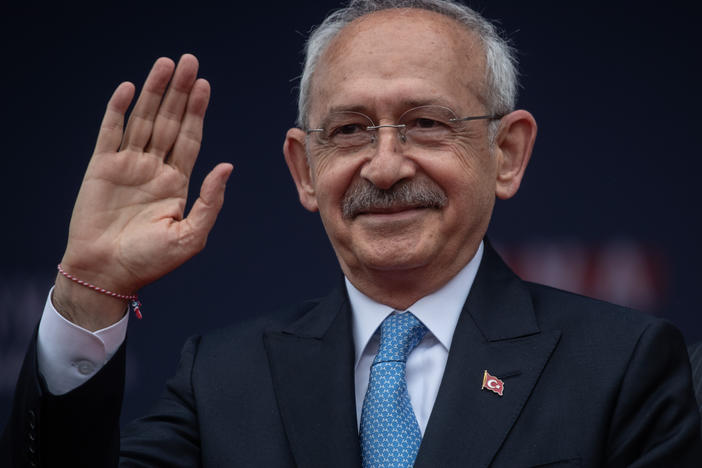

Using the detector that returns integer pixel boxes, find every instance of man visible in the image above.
[2,0,701,466]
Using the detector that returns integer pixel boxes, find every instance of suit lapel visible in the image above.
[263,243,561,468]
[415,243,561,468]
[263,283,362,468]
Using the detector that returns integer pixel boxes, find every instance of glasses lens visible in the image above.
[319,111,374,149]
[399,105,459,146]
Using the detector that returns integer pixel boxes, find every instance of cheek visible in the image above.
[446,136,495,175]
[416,143,497,220]
[423,140,496,191]
[311,152,365,207]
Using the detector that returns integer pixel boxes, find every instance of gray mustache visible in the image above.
[342,179,448,219]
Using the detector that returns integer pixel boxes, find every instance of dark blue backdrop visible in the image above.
[1,1,700,428]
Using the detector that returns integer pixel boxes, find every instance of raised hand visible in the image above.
[54,54,232,330]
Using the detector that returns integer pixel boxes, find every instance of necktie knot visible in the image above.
[374,312,428,365]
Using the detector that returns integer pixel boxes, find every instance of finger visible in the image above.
[168,78,211,177]
[145,54,200,159]
[93,82,136,155]
[120,57,175,152]
[181,163,233,252]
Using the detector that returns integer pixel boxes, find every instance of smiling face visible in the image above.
[284,9,535,308]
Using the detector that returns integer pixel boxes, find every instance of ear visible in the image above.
[493,110,537,200]
[283,128,319,212]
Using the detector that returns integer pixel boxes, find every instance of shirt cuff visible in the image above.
[37,286,129,395]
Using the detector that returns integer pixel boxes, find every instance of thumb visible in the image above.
[183,162,233,251]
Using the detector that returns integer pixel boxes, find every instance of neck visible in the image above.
[342,243,482,310]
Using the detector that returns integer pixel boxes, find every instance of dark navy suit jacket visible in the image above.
[3,243,701,467]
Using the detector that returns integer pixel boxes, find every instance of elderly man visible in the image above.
[2,0,701,466]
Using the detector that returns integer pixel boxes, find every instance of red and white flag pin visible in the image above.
[482,370,504,396]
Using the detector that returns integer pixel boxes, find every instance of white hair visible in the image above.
[296,0,519,137]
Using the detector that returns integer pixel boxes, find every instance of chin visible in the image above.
[330,220,442,275]
[353,245,433,273]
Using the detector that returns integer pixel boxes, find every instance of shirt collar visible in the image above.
[347,241,484,367]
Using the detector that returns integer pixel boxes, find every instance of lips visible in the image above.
[356,203,429,216]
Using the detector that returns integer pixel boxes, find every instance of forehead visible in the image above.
[310,8,486,121]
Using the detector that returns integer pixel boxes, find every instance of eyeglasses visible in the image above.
[306,105,503,150]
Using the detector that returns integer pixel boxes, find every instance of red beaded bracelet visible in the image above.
[57,264,142,319]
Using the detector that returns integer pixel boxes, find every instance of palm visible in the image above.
[61,55,232,294]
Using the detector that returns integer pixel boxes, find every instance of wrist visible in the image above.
[53,273,130,332]
[58,252,137,294]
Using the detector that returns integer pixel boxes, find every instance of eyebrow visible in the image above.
[323,98,455,119]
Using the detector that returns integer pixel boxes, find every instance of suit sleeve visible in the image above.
[0,328,125,468]
[1,331,204,468]
[606,320,702,467]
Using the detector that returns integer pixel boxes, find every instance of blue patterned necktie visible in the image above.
[360,312,428,468]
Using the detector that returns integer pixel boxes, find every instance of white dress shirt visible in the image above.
[348,241,483,434]
[37,287,129,395]
[37,242,484,433]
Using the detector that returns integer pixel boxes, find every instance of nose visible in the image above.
[359,126,416,190]
[367,124,407,143]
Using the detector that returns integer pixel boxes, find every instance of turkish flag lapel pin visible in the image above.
[482,370,504,396]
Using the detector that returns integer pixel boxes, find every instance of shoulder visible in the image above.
[210,297,323,340]
[521,281,691,390]
[174,295,333,378]
[525,281,671,341]
[477,241,674,349]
